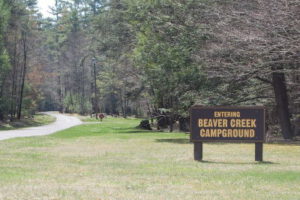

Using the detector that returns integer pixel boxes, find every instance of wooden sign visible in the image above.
[190,106,265,161]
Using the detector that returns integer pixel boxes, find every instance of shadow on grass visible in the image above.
[255,161,277,164]
[155,138,191,144]
[155,139,251,145]
[266,142,300,146]
[113,127,164,134]
[53,126,163,139]
[196,160,278,165]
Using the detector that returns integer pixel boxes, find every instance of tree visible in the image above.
[0,0,44,120]
[0,0,11,120]
[127,0,217,130]
[196,0,299,138]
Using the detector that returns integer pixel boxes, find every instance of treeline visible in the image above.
[0,0,299,139]
[0,0,41,120]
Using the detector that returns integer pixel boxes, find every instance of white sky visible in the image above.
[37,0,56,18]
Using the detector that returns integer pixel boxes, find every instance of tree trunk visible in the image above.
[179,117,190,132]
[272,72,293,139]
[93,60,99,119]
[10,35,18,120]
[169,114,174,132]
[80,58,85,114]
[121,91,127,118]
[57,75,63,112]
[17,31,27,120]
[0,85,4,121]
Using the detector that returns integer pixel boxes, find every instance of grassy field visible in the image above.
[0,117,299,200]
[0,114,56,131]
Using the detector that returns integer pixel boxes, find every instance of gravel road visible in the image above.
[0,112,82,141]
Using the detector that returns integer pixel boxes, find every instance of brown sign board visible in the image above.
[190,106,265,143]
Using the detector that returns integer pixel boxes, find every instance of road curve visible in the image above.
[0,112,82,141]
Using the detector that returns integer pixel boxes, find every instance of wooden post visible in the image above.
[194,142,203,161]
[255,142,263,161]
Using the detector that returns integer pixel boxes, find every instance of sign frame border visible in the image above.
[190,105,266,143]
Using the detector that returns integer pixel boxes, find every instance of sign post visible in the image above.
[255,142,263,161]
[194,142,203,161]
[190,106,265,162]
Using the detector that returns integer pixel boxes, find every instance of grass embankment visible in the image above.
[0,117,299,199]
[0,114,56,131]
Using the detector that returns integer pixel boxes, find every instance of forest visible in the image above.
[0,0,299,139]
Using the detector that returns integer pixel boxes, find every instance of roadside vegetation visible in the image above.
[0,113,56,131]
[0,0,299,139]
[0,117,299,199]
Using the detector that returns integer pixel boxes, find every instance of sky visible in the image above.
[37,0,56,18]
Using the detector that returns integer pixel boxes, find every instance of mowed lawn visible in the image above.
[0,118,299,200]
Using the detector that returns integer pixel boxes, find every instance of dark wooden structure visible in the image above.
[190,106,265,162]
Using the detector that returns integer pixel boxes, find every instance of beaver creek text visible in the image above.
[198,119,256,128]
[198,118,257,138]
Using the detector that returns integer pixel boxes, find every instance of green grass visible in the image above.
[78,115,100,122]
[78,114,111,122]
[0,117,299,199]
[0,114,56,131]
